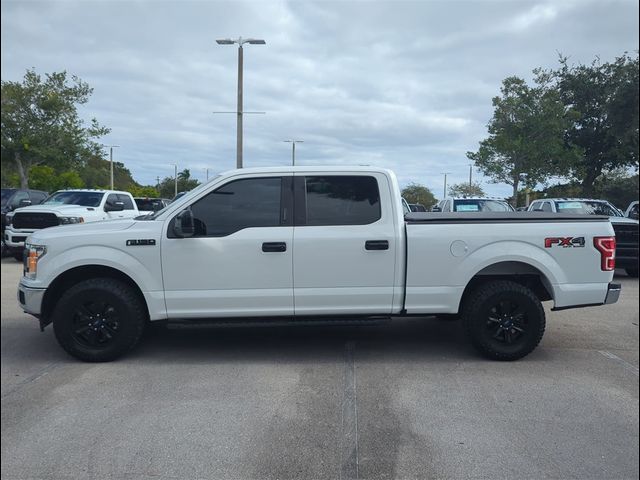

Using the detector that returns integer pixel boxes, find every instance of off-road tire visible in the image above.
[52,278,146,362]
[13,252,23,262]
[462,280,545,361]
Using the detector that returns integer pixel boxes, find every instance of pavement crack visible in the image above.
[2,361,61,398]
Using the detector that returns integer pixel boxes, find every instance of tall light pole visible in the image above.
[468,164,473,188]
[170,164,178,197]
[101,144,120,190]
[284,140,303,166]
[216,37,266,169]
[441,172,451,198]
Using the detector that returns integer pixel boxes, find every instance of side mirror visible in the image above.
[18,199,32,207]
[105,201,125,212]
[173,208,195,238]
[431,206,442,212]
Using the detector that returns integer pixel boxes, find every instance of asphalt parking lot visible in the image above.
[1,257,638,480]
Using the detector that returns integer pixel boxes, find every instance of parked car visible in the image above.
[134,197,170,216]
[625,201,639,221]
[408,203,427,212]
[432,197,515,212]
[1,188,49,257]
[527,198,639,277]
[5,189,140,261]
[18,166,619,362]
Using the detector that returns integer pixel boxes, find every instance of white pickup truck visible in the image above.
[17,167,620,362]
[5,189,140,260]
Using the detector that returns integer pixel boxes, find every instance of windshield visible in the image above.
[453,199,514,212]
[555,201,621,216]
[1,189,17,207]
[44,191,105,207]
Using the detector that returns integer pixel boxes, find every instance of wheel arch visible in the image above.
[41,265,150,326]
[457,261,554,313]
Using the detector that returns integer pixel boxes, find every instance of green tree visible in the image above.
[128,185,160,198]
[467,76,579,206]
[1,69,110,188]
[401,182,437,209]
[551,53,639,195]
[158,169,200,198]
[24,165,84,192]
[448,182,485,197]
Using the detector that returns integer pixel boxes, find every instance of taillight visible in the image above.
[594,236,616,271]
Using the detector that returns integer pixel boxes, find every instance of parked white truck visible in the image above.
[5,189,140,260]
[17,167,620,362]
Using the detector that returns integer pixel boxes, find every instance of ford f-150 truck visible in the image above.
[17,167,620,362]
[5,189,140,260]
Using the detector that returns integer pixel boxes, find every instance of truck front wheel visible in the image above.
[52,278,146,362]
[462,280,545,361]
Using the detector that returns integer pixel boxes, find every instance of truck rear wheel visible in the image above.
[462,280,545,361]
[52,278,146,362]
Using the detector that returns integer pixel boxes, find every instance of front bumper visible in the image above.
[18,281,45,317]
[5,227,34,249]
[604,283,621,305]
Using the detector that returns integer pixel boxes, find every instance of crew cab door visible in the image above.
[292,173,398,315]
[161,175,294,318]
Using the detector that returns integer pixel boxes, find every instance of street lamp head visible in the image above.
[216,39,235,45]
[245,39,266,45]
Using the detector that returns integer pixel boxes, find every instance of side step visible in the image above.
[164,315,392,329]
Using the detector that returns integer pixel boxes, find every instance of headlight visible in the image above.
[24,243,47,279]
[6,213,14,226]
[59,216,84,224]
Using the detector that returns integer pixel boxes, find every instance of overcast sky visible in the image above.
[1,0,638,198]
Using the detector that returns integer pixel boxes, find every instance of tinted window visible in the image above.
[11,191,29,207]
[541,202,553,212]
[304,176,380,226]
[29,191,48,204]
[117,194,135,210]
[555,201,620,216]
[105,194,120,208]
[135,198,165,212]
[189,177,282,237]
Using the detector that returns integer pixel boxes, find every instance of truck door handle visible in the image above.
[262,242,287,252]
[365,240,389,250]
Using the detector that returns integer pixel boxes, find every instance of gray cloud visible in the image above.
[2,0,638,197]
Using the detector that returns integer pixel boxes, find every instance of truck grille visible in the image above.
[12,212,59,229]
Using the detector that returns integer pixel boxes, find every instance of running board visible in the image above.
[165,315,392,329]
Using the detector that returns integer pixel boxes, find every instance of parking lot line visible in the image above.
[598,350,640,376]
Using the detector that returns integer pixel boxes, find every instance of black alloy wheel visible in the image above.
[71,300,121,348]
[53,278,146,362]
[462,280,545,361]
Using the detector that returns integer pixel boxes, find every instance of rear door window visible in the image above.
[303,176,381,226]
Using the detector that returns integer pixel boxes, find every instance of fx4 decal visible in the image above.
[545,237,585,248]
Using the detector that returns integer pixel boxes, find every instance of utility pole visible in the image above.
[101,144,120,190]
[156,176,160,191]
[469,164,473,188]
[216,37,266,169]
[284,140,304,166]
[441,172,451,198]
[205,168,211,181]
[170,164,178,197]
